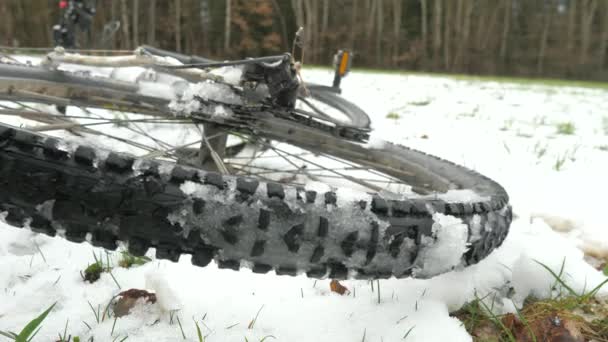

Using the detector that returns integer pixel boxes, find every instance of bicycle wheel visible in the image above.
[0,58,511,279]
[138,45,371,130]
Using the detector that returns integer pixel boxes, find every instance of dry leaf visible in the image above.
[113,288,157,317]
[330,280,349,295]
[501,312,584,342]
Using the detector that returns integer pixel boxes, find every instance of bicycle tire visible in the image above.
[0,64,511,279]
[303,87,371,129]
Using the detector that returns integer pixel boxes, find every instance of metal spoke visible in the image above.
[27,118,190,132]
[297,96,332,120]
[202,134,230,175]
[236,134,385,192]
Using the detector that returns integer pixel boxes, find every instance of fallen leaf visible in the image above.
[330,280,349,295]
[113,288,157,317]
[501,312,584,342]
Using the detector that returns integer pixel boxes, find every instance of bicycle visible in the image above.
[53,0,120,50]
[0,45,511,280]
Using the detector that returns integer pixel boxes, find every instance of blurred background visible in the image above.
[1,0,607,81]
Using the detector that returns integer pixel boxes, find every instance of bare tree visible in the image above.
[224,0,231,52]
[537,1,554,75]
[421,0,428,56]
[322,0,329,40]
[132,0,139,47]
[366,0,377,47]
[1,1,13,46]
[579,0,598,64]
[567,0,577,53]
[433,0,442,67]
[120,0,130,49]
[292,0,304,29]
[147,0,156,45]
[271,0,289,51]
[443,0,451,69]
[598,1,608,69]
[392,0,402,66]
[500,0,512,62]
[480,5,501,53]
[175,0,182,52]
[350,0,359,49]
[454,0,473,70]
[376,0,384,65]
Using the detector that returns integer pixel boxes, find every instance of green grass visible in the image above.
[0,302,56,342]
[386,112,401,120]
[553,154,567,171]
[80,251,121,289]
[556,122,576,135]
[118,250,151,269]
[303,65,608,90]
[453,260,608,341]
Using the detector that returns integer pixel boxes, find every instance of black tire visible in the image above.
[302,87,371,129]
[0,123,511,279]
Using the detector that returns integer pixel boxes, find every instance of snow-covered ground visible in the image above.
[1,67,607,341]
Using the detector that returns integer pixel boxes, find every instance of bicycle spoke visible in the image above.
[236,134,385,192]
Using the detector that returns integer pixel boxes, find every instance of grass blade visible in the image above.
[476,297,515,342]
[0,330,18,339]
[17,302,56,341]
[402,326,415,339]
[533,260,578,297]
[194,320,204,342]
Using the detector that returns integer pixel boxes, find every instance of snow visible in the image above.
[209,66,244,85]
[412,214,470,278]
[144,270,182,312]
[169,81,243,116]
[1,67,608,341]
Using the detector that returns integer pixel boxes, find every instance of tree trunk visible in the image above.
[132,0,139,47]
[0,2,13,46]
[224,0,231,52]
[147,0,156,45]
[350,0,359,49]
[312,0,320,63]
[537,2,553,75]
[392,0,402,66]
[454,0,473,70]
[303,0,314,63]
[598,2,608,69]
[480,5,501,52]
[579,0,598,65]
[433,0,442,68]
[366,0,376,44]
[111,0,117,21]
[500,0,512,62]
[376,0,384,65]
[421,0,428,56]
[292,0,304,29]
[175,0,182,52]
[567,0,577,53]
[443,0,451,69]
[120,0,130,49]
[271,0,289,51]
[322,0,329,40]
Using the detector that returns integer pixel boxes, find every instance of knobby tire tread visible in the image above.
[0,124,511,279]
